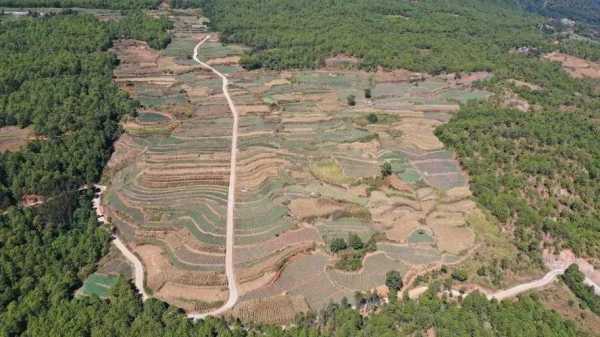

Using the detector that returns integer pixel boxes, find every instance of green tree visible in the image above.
[381,161,392,177]
[348,233,364,250]
[347,94,356,106]
[367,113,378,124]
[330,238,348,253]
[385,270,403,290]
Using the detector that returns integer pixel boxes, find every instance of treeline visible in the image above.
[0,0,160,9]
[0,11,171,336]
[435,48,600,260]
[515,0,600,25]
[19,279,585,337]
[0,11,171,205]
[197,0,549,73]
[170,0,202,9]
[561,264,600,315]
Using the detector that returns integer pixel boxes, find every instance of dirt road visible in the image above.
[487,268,566,300]
[188,35,239,319]
[92,185,148,300]
[112,236,149,300]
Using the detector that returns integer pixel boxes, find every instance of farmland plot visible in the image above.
[102,9,490,321]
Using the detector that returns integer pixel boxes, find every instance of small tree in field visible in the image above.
[386,270,403,304]
[348,233,364,250]
[347,94,356,106]
[330,238,348,253]
[381,161,392,177]
[364,88,372,99]
[385,270,403,290]
[367,113,378,124]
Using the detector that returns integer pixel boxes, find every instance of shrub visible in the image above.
[330,238,348,253]
[385,270,403,290]
[381,161,392,177]
[367,113,378,124]
[347,94,356,106]
[348,233,364,250]
[451,269,468,282]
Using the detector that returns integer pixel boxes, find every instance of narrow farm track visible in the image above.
[92,185,148,300]
[188,35,239,319]
[113,236,149,300]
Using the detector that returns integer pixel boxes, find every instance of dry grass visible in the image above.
[393,118,444,151]
[544,52,600,79]
[310,159,354,185]
[289,198,345,220]
[0,126,34,153]
[229,295,309,324]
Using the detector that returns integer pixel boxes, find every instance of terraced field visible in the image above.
[102,9,492,321]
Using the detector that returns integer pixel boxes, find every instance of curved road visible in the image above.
[188,35,239,319]
[487,268,566,300]
[92,185,148,301]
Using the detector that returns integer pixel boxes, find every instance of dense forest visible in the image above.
[0,0,160,9]
[434,48,600,260]
[0,11,171,336]
[198,0,549,72]
[20,279,588,337]
[515,0,600,25]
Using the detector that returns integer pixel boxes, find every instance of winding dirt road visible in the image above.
[92,185,148,301]
[188,35,239,319]
[487,268,566,300]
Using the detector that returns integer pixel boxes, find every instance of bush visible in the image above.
[452,269,468,282]
[364,88,372,99]
[348,233,364,250]
[385,270,403,290]
[330,238,348,253]
[367,113,378,124]
[347,94,356,106]
[381,161,392,177]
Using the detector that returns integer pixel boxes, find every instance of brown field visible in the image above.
[544,52,600,79]
[227,295,309,325]
[0,126,34,153]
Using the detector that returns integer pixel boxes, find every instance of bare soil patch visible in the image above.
[0,126,34,153]
[289,198,345,220]
[393,118,444,151]
[544,52,600,79]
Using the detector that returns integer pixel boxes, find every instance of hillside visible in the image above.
[1,0,600,336]
[516,0,600,25]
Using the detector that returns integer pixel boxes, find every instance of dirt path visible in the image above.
[188,35,239,319]
[487,268,566,300]
[92,184,149,300]
[112,236,149,300]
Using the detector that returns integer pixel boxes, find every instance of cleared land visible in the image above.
[544,52,600,79]
[0,126,34,153]
[102,9,491,321]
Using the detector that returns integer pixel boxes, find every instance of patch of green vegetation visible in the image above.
[310,159,354,186]
[79,273,119,298]
[562,264,600,315]
[407,229,434,244]
[332,234,377,271]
